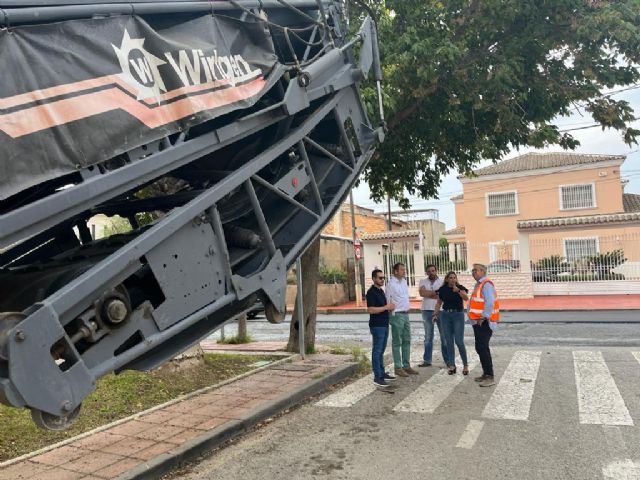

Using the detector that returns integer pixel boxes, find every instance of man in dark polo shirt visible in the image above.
[366,269,396,388]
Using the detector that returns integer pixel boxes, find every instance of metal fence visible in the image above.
[528,233,640,282]
[427,233,640,282]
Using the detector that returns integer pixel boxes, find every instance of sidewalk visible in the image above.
[316,294,640,314]
[0,353,356,480]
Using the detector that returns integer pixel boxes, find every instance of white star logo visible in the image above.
[112,29,167,103]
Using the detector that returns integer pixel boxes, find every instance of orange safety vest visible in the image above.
[468,279,500,322]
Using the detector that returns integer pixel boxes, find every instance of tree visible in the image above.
[353,0,640,206]
[286,237,320,354]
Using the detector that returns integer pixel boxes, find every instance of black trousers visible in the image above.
[472,320,493,376]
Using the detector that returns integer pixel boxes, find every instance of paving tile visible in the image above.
[164,428,203,445]
[241,398,269,409]
[106,420,154,437]
[30,467,85,480]
[190,404,226,417]
[164,401,198,414]
[137,410,176,425]
[130,442,176,461]
[166,413,212,429]
[92,458,141,479]
[31,445,85,466]
[134,424,186,442]
[194,417,228,431]
[217,406,250,420]
[71,432,127,451]
[61,451,124,475]
[100,436,156,456]
[0,461,50,480]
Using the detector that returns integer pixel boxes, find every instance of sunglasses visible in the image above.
[375,276,385,280]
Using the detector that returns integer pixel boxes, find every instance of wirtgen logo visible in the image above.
[112,29,259,102]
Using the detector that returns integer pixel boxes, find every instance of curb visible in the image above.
[115,361,359,480]
[315,308,639,315]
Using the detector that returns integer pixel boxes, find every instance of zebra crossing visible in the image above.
[316,349,640,428]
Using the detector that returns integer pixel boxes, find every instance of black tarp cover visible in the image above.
[0,14,280,200]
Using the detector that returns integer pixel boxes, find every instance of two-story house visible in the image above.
[443,152,640,272]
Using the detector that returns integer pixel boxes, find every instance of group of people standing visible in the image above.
[366,262,499,389]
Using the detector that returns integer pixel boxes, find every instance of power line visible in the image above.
[559,117,639,133]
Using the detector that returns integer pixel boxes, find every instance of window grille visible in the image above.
[564,238,598,263]
[486,191,517,216]
[560,184,595,209]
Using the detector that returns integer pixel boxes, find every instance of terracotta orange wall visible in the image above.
[458,164,624,246]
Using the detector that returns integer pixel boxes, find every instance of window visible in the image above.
[560,184,595,210]
[564,237,598,263]
[486,191,518,216]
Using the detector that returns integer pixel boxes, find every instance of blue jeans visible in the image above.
[441,311,467,366]
[370,326,389,380]
[421,310,446,364]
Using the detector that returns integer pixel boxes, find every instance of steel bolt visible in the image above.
[14,330,25,342]
[209,246,216,255]
[106,299,128,323]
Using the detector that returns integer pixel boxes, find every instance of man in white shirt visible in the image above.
[385,262,418,377]
[418,264,445,367]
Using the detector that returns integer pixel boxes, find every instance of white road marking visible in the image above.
[482,351,541,421]
[573,351,633,426]
[632,351,640,365]
[315,373,379,407]
[315,349,437,408]
[602,459,640,480]
[455,420,484,449]
[393,352,479,414]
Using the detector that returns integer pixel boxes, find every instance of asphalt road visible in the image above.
[211,311,640,347]
[188,312,640,479]
[176,345,640,480]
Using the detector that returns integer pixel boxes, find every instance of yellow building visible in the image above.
[444,152,640,271]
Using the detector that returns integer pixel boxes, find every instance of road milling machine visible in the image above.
[0,0,383,429]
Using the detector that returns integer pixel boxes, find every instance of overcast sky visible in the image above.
[351,88,640,229]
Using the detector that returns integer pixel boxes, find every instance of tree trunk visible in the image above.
[286,236,320,353]
[237,313,247,340]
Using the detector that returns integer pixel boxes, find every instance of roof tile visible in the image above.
[471,152,625,177]
[623,193,640,212]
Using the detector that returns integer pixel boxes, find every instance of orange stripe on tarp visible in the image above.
[0,72,248,111]
[0,77,265,138]
[0,75,131,110]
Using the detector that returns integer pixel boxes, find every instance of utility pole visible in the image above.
[349,191,362,307]
[387,194,392,231]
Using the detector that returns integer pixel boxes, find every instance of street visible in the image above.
[177,313,640,479]
[177,345,640,480]
[211,311,640,347]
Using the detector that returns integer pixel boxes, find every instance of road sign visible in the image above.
[354,245,362,260]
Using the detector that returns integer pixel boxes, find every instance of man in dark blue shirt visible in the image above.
[366,269,396,387]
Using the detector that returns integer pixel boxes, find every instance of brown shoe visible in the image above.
[404,367,419,375]
[474,374,488,382]
[479,376,496,387]
[394,368,409,377]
